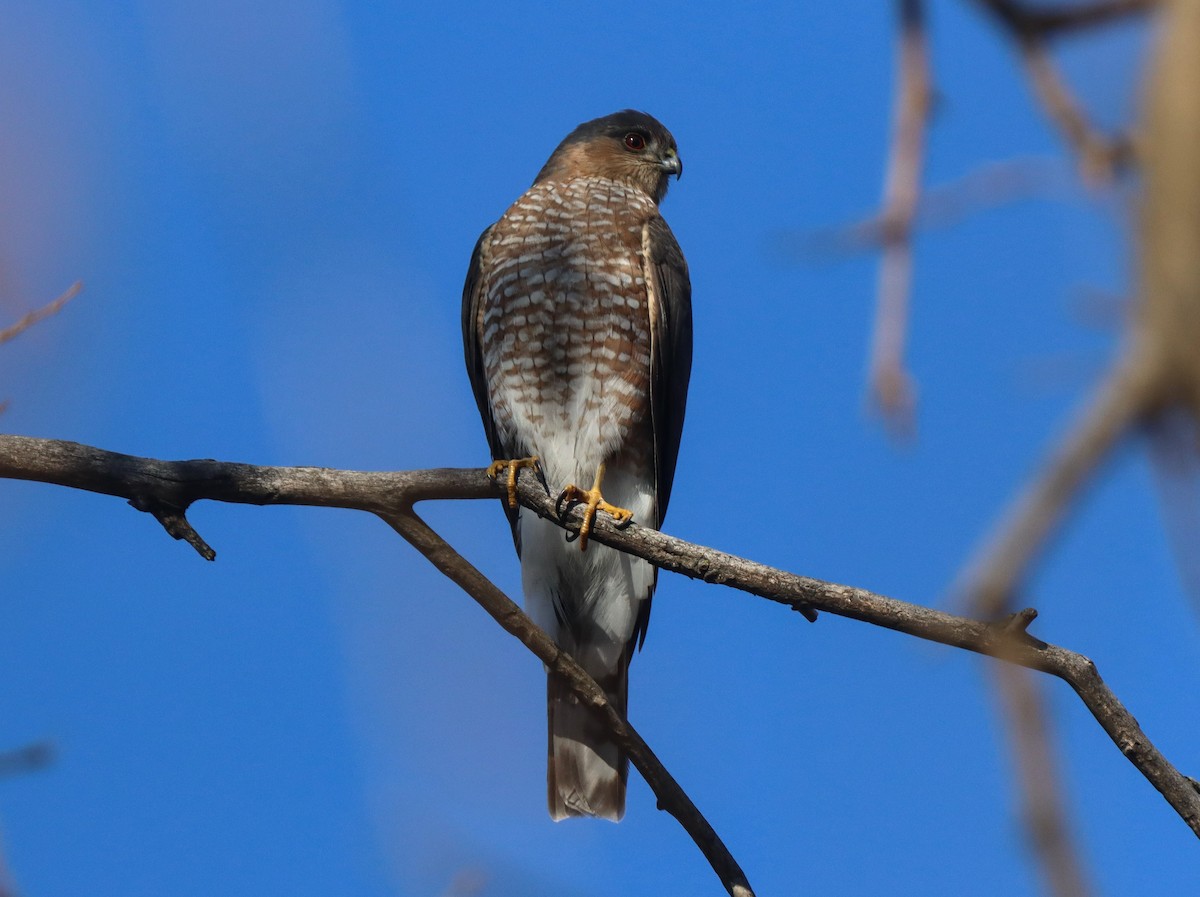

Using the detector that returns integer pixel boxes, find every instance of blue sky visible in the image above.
[0,2,1195,895]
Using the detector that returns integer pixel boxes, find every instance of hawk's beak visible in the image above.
[659,150,683,179]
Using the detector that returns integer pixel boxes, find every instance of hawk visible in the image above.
[462,110,692,821]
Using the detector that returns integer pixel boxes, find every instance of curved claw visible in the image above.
[487,456,539,509]
[555,486,580,518]
[554,468,633,551]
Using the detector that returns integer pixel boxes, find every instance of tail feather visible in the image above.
[546,666,628,821]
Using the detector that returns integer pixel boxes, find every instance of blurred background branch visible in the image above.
[869,0,933,434]
[0,283,81,348]
[0,742,53,780]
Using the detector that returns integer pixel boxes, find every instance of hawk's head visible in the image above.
[534,110,682,205]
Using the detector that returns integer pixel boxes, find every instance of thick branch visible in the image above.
[1,433,1198,841]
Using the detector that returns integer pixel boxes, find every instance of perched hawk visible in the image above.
[462,110,692,820]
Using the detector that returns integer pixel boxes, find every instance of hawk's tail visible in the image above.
[546,664,628,821]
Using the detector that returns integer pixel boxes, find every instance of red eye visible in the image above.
[624,132,646,151]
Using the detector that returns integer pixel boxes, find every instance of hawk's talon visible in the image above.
[554,486,575,518]
[487,456,539,509]
[556,464,634,551]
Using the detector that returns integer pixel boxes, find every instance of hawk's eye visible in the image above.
[623,132,646,151]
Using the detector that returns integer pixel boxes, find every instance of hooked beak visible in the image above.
[659,148,683,179]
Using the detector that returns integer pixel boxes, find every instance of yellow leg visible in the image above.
[556,462,634,551]
[487,456,539,509]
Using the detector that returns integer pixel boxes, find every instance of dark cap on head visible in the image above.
[534,110,682,204]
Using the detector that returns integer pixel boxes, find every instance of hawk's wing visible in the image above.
[462,225,521,549]
[645,214,693,529]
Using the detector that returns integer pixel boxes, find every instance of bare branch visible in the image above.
[1015,38,1135,182]
[788,157,1066,259]
[0,434,752,896]
[0,433,1198,842]
[0,282,83,347]
[383,507,754,897]
[870,0,933,433]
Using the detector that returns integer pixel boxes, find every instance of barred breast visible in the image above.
[480,177,655,487]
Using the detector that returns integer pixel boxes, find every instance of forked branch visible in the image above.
[0,432,1198,897]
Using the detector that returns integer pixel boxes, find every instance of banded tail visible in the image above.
[546,663,629,821]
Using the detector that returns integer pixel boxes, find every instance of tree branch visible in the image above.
[381,507,753,897]
[0,282,82,347]
[870,0,933,434]
[0,434,753,896]
[1,434,1198,866]
[1015,36,1135,182]
[787,157,1065,259]
[970,1,1145,183]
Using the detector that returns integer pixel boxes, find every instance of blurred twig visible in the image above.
[0,282,82,348]
[790,157,1065,259]
[993,663,1094,897]
[973,0,1150,181]
[0,742,54,779]
[438,869,488,897]
[870,0,933,434]
[1014,36,1135,182]
[0,740,54,897]
[976,0,1158,38]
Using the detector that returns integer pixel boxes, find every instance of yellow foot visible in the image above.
[555,463,633,551]
[487,456,540,509]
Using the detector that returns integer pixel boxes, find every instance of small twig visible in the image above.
[0,282,83,347]
[787,156,1067,259]
[870,0,932,433]
[973,1,1143,180]
[128,495,216,561]
[0,434,1197,839]
[1016,38,1134,182]
[0,741,54,779]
